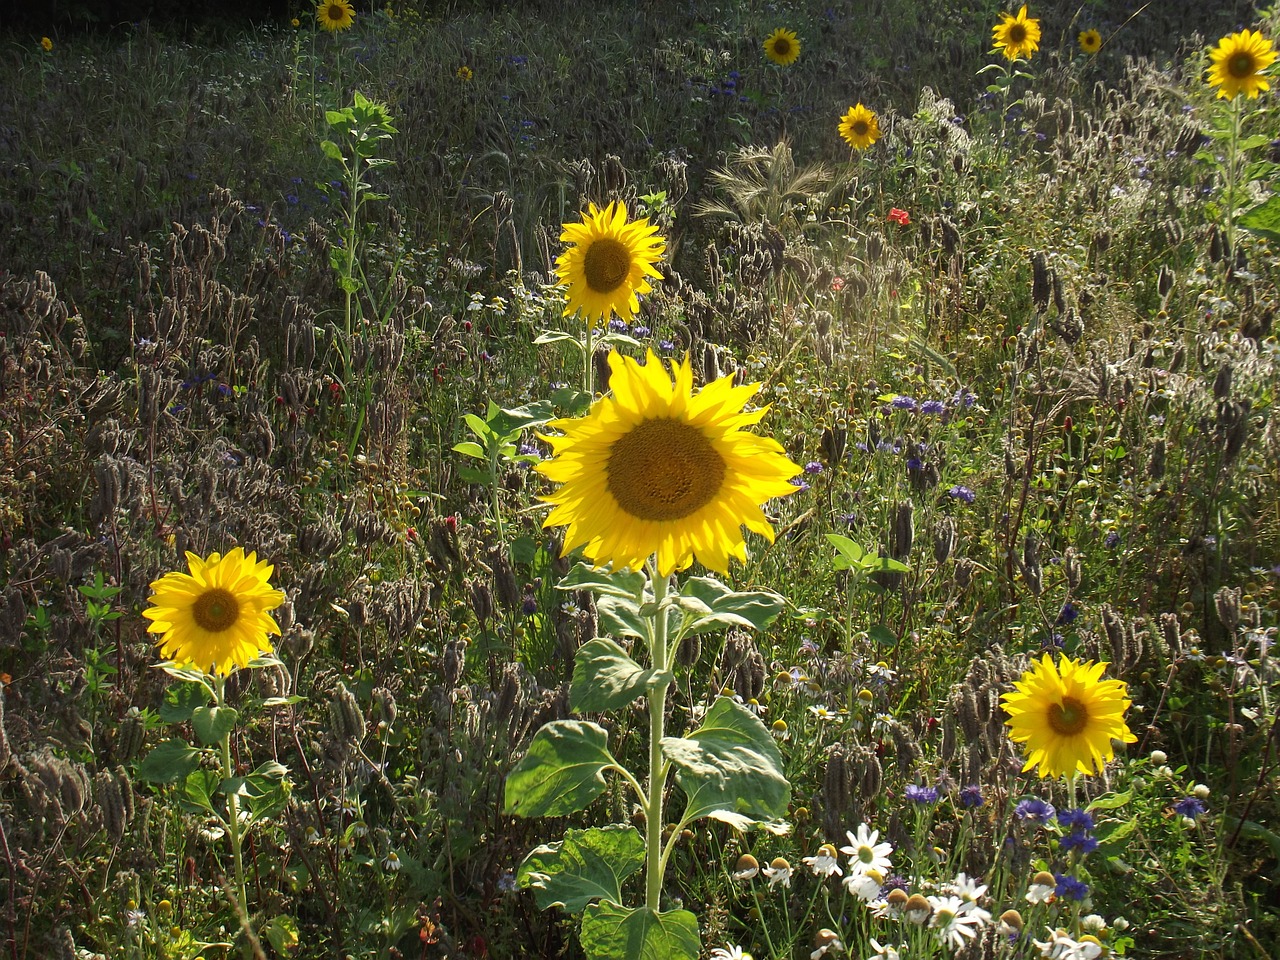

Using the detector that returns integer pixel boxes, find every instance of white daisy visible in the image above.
[840,824,893,877]
[927,895,985,949]
[802,844,843,878]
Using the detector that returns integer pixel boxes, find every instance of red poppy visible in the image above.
[887,208,910,226]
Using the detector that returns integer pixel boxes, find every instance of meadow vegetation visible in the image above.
[0,1,1278,958]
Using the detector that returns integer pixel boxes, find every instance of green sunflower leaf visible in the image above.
[516,825,644,913]
[504,720,617,817]
[677,576,785,635]
[662,697,789,824]
[160,679,210,723]
[191,705,238,747]
[1239,194,1280,243]
[579,903,700,960]
[595,594,648,640]
[558,563,647,601]
[136,739,202,784]
[571,638,670,712]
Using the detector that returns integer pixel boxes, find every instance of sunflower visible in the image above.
[316,0,356,32]
[144,548,285,677]
[1001,654,1137,780]
[764,28,801,66]
[1078,29,1101,55]
[1207,29,1277,100]
[992,5,1041,62]
[536,350,802,576]
[456,65,474,81]
[838,104,881,151]
[40,37,53,52]
[555,201,665,327]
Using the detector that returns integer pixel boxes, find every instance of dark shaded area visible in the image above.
[11,0,294,34]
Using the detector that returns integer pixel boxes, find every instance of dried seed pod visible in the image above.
[442,639,467,689]
[933,517,957,564]
[372,687,398,726]
[958,686,982,742]
[953,558,975,590]
[891,499,914,561]
[96,769,127,843]
[1021,532,1042,597]
[1063,547,1082,592]
[1031,252,1051,312]
[327,682,366,743]
[1215,586,1242,635]
[468,578,493,626]
[1146,439,1166,481]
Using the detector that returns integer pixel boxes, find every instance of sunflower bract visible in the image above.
[536,350,802,577]
[555,201,665,328]
[1001,654,1137,780]
[143,547,285,677]
[1207,29,1278,100]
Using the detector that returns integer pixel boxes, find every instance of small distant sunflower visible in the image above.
[316,0,356,32]
[764,28,801,66]
[456,65,473,81]
[1207,29,1277,100]
[992,5,1041,62]
[556,201,665,327]
[1078,29,1101,55]
[536,350,802,576]
[291,17,301,27]
[838,103,881,151]
[144,548,285,677]
[1001,654,1137,780]
[40,36,53,52]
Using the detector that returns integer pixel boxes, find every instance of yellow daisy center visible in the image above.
[1008,24,1026,44]
[192,588,241,633]
[1047,696,1089,736]
[1229,52,1257,78]
[607,419,725,521]
[583,238,633,295]
[857,845,875,864]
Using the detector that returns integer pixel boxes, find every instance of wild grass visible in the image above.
[0,1,1278,958]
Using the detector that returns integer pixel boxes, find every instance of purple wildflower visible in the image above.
[1175,797,1207,818]
[948,485,976,504]
[1015,798,1055,823]
[905,784,939,804]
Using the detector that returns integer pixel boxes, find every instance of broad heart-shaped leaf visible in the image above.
[159,679,209,723]
[678,576,785,636]
[579,903,700,960]
[181,768,220,814]
[1239,194,1280,243]
[571,638,671,713]
[595,594,650,640]
[662,697,789,824]
[504,720,617,817]
[516,824,644,913]
[135,739,202,784]
[191,705,238,747]
[558,563,647,601]
[487,400,555,440]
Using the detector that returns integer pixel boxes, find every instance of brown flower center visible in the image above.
[607,418,726,521]
[583,238,632,294]
[1008,24,1027,45]
[1229,52,1257,79]
[192,587,241,633]
[1047,695,1089,736]
[773,38,792,57]
[852,120,869,137]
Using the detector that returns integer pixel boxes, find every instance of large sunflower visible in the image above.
[556,201,665,328]
[1207,29,1277,100]
[764,28,801,66]
[144,548,285,677]
[839,104,881,151]
[992,5,1041,62]
[316,1,356,32]
[536,350,802,576]
[1001,654,1137,780]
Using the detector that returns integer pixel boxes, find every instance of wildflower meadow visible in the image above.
[2,1,1280,958]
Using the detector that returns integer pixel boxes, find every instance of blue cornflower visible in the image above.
[790,478,811,493]
[521,595,539,615]
[920,399,946,415]
[959,784,985,808]
[1058,809,1094,832]
[905,457,923,471]
[1014,797,1055,823]
[1175,797,1207,818]
[890,395,918,411]
[658,339,675,353]
[905,784,939,804]
[631,325,650,338]
[804,461,824,475]
[608,318,629,334]
[1056,601,1079,626]
[1059,831,1099,854]
[1054,874,1089,901]
[1104,530,1121,549]
[948,485,976,504]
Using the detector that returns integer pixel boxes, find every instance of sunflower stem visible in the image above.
[583,318,595,398]
[215,676,251,948]
[644,563,672,914]
[1225,95,1241,268]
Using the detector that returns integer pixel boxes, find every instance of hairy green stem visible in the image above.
[215,677,250,943]
[644,567,671,913]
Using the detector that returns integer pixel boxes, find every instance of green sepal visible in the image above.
[571,638,671,713]
[579,903,700,960]
[504,720,617,817]
[516,824,644,913]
